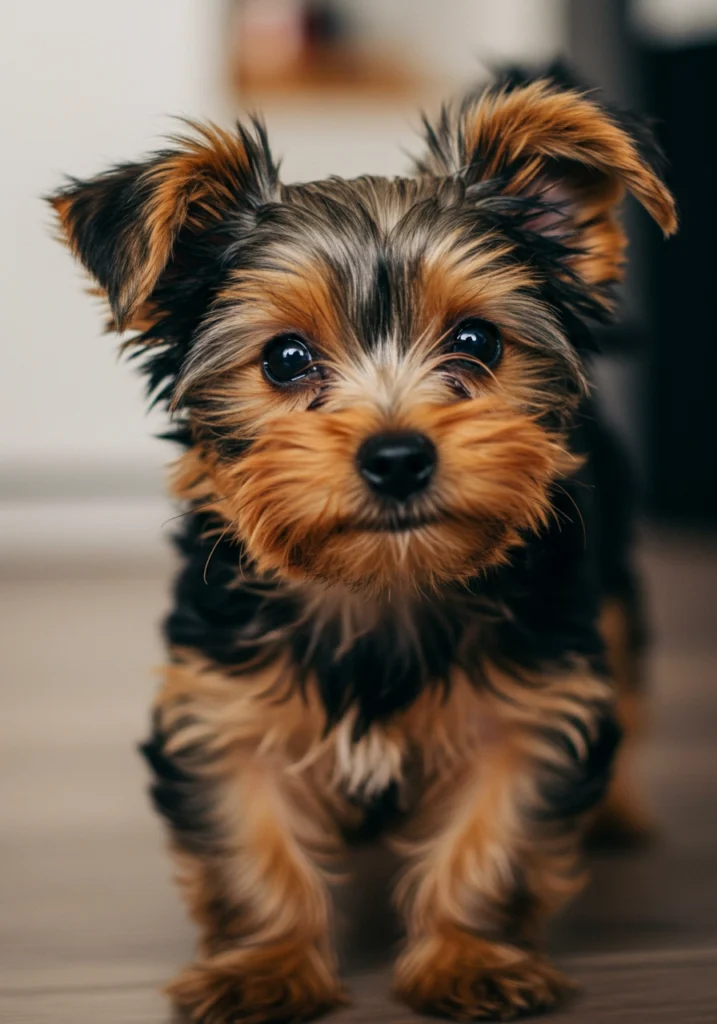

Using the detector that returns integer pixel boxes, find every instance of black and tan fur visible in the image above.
[49,67,676,1022]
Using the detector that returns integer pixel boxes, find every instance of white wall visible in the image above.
[631,0,717,43]
[0,0,225,484]
[342,0,566,75]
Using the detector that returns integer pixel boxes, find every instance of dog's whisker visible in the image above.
[202,523,233,583]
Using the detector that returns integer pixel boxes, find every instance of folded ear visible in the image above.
[416,73,677,296]
[48,121,278,330]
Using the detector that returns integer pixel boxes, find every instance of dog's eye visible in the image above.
[447,319,502,371]
[263,334,317,384]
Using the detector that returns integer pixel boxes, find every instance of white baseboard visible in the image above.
[0,497,177,571]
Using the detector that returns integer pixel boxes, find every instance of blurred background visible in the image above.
[1,2,717,1021]
[2,0,717,559]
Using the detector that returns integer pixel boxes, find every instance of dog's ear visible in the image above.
[48,122,278,330]
[416,74,677,296]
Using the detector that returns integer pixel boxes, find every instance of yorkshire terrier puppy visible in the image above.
[50,67,676,1022]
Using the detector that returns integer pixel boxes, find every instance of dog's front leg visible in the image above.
[143,663,346,1024]
[393,666,619,1020]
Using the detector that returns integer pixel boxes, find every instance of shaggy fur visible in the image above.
[50,65,675,1022]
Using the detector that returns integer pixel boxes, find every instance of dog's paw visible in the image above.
[168,944,347,1024]
[394,933,573,1021]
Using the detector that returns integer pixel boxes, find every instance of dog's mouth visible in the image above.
[334,509,441,534]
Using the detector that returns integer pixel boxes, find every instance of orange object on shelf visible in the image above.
[229,0,420,103]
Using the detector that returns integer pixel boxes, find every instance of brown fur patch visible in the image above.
[419,79,677,308]
[50,123,276,328]
[394,927,573,1021]
[461,82,675,228]
[168,943,347,1024]
[589,599,655,845]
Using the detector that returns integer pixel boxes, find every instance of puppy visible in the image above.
[50,68,676,1022]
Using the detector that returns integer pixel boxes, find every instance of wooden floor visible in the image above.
[2,530,717,1022]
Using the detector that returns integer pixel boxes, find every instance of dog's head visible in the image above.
[50,71,676,594]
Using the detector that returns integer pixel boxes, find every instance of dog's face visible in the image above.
[172,171,584,593]
[51,75,676,593]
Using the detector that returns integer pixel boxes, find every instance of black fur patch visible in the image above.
[139,710,217,852]
[535,706,622,820]
[291,602,460,739]
[165,512,298,671]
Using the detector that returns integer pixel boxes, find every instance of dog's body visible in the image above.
[51,68,675,1021]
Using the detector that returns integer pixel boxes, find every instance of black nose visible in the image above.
[357,431,436,501]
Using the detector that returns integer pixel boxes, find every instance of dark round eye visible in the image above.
[447,318,502,371]
[262,334,316,384]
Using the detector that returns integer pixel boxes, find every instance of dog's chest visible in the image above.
[300,589,497,804]
[331,716,407,801]
[325,674,500,809]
